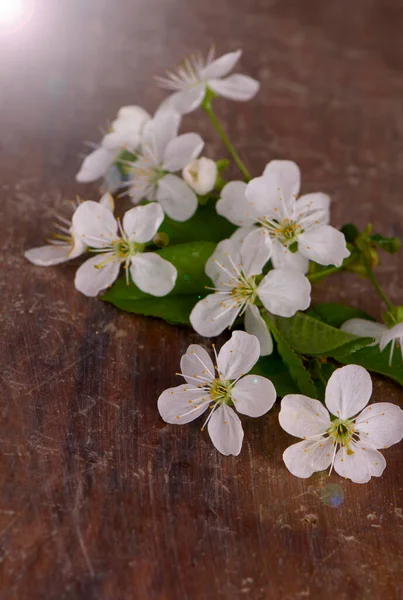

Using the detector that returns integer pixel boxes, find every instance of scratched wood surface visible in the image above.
[1,1,403,598]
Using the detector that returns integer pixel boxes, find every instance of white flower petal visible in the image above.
[216,180,256,226]
[25,244,73,266]
[130,252,177,297]
[142,111,181,160]
[232,375,276,417]
[76,147,116,183]
[282,437,333,478]
[379,323,403,352]
[200,49,242,79]
[240,228,272,278]
[208,404,244,456]
[189,293,239,337]
[74,253,120,297]
[262,160,301,205]
[217,330,260,380]
[341,318,386,346]
[116,105,151,124]
[123,203,164,243]
[180,345,215,385]
[257,269,311,317]
[355,402,403,449]
[270,240,309,273]
[156,85,206,116]
[230,226,259,246]
[99,192,115,212]
[298,225,350,267]
[325,365,372,420]
[334,442,386,484]
[102,166,122,194]
[208,74,260,101]
[72,201,118,248]
[162,133,204,172]
[157,384,210,425]
[69,230,88,259]
[102,130,140,151]
[244,304,273,356]
[182,157,217,195]
[156,174,198,221]
[279,395,331,438]
[205,238,241,286]
[296,192,330,225]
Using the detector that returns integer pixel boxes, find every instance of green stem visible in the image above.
[202,96,251,181]
[307,266,343,283]
[362,256,394,311]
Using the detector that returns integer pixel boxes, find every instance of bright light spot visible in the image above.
[0,0,25,24]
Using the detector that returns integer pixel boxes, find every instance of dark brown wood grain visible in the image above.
[1,1,403,598]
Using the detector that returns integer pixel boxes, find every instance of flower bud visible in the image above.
[182,157,217,196]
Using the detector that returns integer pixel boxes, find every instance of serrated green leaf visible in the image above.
[263,313,317,397]
[308,303,375,328]
[101,241,215,323]
[158,202,235,245]
[272,311,373,357]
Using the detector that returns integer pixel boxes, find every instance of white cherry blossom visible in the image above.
[158,331,276,456]
[216,161,350,273]
[76,105,151,186]
[341,318,403,364]
[126,111,204,221]
[182,157,217,195]
[72,200,176,297]
[156,48,260,115]
[189,231,311,355]
[24,193,114,267]
[279,364,403,483]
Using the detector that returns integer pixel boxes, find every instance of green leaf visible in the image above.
[263,313,317,397]
[272,311,373,357]
[251,351,300,398]
[370,233,401,254]
[333,344,403,387]
[101,241,215,323]
[340,223,359,243]
[308,302,375,328]
[158,202,235,245]
[102,294,201,325]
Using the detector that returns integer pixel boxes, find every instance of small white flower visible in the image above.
[24,193,114,267]
[156,48,260,115]
[127,111,204,222]
[216,161,350,273]
[72,200,177,297]
[279,364,403,483]
[182,157,217,195]
[189,230,311,355]
[76,105,151,186]
[341,318,403,364]
[158,331,277,456]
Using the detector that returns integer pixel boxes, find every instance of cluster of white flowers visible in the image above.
[25,48,403,484]
[159,332,403,482]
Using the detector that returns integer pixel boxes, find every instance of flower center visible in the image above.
[231,276,258,309]
[327,418,355,452]
[209,378,232,404]
[263,217,302,247]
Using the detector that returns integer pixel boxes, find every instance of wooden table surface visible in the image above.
[1,1,403,598]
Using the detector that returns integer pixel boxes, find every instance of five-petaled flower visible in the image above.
[72,200,177,297]
[158,331,277,456]
[279,364,403,483]
[76,105,151,187]
[216,160,350,273]
[126,111,204,221]
[156,48,260,115]
[24,193,114,267]
[341,318,403,365]
[189,230,311,355]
